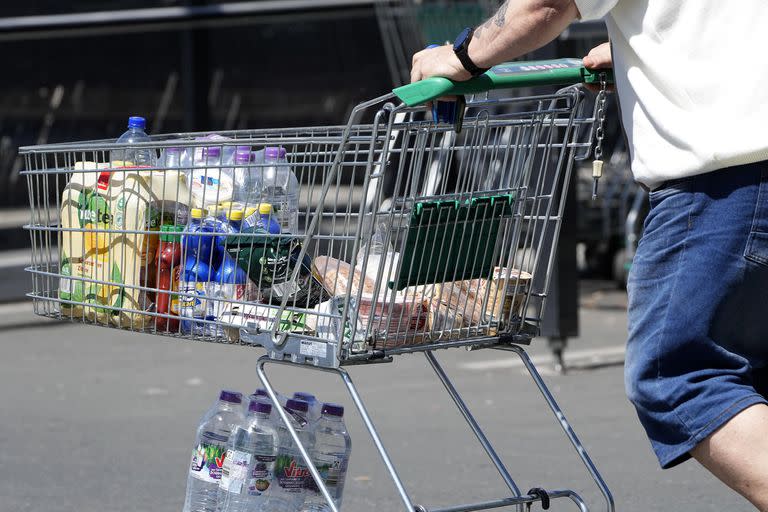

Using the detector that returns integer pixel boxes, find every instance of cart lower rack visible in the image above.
[22,59,615,511]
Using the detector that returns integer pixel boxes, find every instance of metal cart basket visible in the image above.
[22,60,614,512]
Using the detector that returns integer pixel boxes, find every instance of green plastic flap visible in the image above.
[393,58,613,107]
[390,194,514,290]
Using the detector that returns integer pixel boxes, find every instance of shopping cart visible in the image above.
[22,60,614,512]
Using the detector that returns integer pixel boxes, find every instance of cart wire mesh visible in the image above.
[23,86,595,367]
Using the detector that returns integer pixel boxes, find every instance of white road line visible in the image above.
[459,344,626,371]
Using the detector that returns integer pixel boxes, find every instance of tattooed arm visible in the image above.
[411,0,580,83]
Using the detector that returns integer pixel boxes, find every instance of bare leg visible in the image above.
[691,403,768,511]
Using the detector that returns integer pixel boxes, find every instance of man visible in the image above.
[411,1,768,509]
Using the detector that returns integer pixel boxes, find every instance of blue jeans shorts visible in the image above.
[626,160,768,469]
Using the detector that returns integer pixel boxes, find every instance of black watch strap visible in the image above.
[453,27,489,77]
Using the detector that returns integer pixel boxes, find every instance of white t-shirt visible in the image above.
[573,0,768,189]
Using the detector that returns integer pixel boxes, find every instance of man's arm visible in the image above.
[411,0,580,83]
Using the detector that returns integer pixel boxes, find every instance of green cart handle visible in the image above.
[393,57,613,107]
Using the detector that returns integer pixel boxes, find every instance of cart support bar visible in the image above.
[393,58,613,107]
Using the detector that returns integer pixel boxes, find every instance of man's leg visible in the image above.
[691,404,768,511]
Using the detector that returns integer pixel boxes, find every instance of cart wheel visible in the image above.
[612,248,629,290]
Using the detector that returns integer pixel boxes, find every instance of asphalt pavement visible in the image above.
[0,283,753,511]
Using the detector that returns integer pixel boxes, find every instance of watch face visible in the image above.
[454,27,472,52]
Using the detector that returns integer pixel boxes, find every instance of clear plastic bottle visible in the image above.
[268,399,315,512]
[293,392,322,424]
[301,404,352,511]
[260,147,299,234]
[183,390,245,512]
[356,221,399,286]
[190,146,234,209]
[110,116,158,167]
[232,146,256,207]
[217,400,278,512]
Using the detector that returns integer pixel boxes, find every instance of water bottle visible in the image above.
[293,392,322,424]
[183,390,245,512]
[232,146,256,207]
[190,146,234,208]
[260,147,299,234]
[243,203,281,234]
[268,399,315,511]
[209,254,249,336]
[301,404,352,511]
[160,146,183,170]
[217,400,278,512]
[110,116,158,167]
[180,209,215,335]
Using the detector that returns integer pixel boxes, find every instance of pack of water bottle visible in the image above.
[183,389,352,512]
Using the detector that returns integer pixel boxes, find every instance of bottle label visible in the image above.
[306,452,347,497]
[275,455,312,494]
[189,441,227,483]
[179,281,207,318]
[219,449,251,494]
[248,454,277,496]
[169,267,181,315]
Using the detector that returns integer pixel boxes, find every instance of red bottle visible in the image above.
[156,224,183,331]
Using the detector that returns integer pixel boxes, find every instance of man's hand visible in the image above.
[583,42,612,69]
[410,44,472,84]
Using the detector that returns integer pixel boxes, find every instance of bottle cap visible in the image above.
[227,209,244,221]
[285,398,309,413]
[160,224,182,243]
[219,390,243,404]
[321,403,344,417]
[253,388,268,397]
[259,203,273,215]
[190,208,208,219]
[264,147,287,160]
[249,400,272,415]
[235,146,252,164]
[244,206,259,218]
[165,146,181,153]
[128,116,146,129]
[202,146,221,158]
[293,392,316,403]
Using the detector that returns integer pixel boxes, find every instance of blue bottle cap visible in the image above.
[285,399,309,413]
[219,390,242,404]
[128,116,146,129]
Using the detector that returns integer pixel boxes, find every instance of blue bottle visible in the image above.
[243,203,281,234]
[182,208,214,266]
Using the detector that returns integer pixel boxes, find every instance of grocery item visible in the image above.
[302,403,351,511]
[242,203,281,234]
[156,224,183,332]
[356,221,400,284]
[108,166,190,328]
[232,146,256,207]
[217,399,278,512]
[268,399,315,511]
[218,303,312,343]
[209,254,249,337]
[189,146,234,208]
[110,116,157,167]
[292,392,322,424]
[260,147,299,233]
[180,209,216,335]
[183,390,244,512]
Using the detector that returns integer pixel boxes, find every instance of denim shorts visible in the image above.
[626,160,768,469]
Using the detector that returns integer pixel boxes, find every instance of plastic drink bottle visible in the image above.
[110,116,157,167]
[183,390,245,512]
[209,254,249,336]
[268,399,315,511]
[156,224,183,332]
[242,203,281,234]
[160,146,183,170]
[232,146,256,206]
[301,404,352,511]
[190,146,234,208]
[180,209,215,335]
[293,392,322,424]
[217,400,278,512]
[260,147,299,233]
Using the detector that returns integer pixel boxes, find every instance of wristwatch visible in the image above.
[453,27,489,77]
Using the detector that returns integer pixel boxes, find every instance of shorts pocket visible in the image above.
[745,168,768,268]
